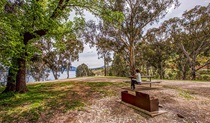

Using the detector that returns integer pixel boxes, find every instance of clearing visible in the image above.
[0,77,210,123]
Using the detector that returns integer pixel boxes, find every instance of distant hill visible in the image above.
[90,66,111,70]
[90,66,104,70]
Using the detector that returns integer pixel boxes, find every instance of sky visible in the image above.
[71,0,210,68]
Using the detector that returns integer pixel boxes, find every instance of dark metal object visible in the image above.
[121,91,159,112]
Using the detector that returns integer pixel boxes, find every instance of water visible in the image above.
[0,71,76,85]
[27,71,76,82]
[0,72,7,86]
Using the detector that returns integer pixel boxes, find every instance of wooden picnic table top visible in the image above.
[127,75,161,88]
[128,76,154,78]
[141,76,154,78]
[128,76,134,78]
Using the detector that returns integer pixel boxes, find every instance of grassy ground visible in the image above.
[0,77,210,123]
[0,81,127,123]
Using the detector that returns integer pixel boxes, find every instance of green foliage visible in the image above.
[133,4,210,80]
[0,0,122,93]
[76,63,95,77]
[90,0,179,75]
[158,4,210,80]
[110,53,129,77]
[140,28,175,79]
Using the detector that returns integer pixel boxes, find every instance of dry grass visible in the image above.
[1,77,210,123]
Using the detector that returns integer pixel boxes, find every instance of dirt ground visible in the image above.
[39,77,210,123]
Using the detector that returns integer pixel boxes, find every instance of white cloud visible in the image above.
[71,44,104,68]
[164,0,209,19]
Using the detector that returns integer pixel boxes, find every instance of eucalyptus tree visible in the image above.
[29,51,48,82]
[41,39,64,80]
[95,22,114,76]
[141,28,175,79]
[76,63,94,77]
[61,35,84,78]
[180,4,210,80]
[162,4,210,80]
[30,23,84,80]
[0,0,123,93]
[92,0,179,75]
[30,38,83,81]
[110,53,129,77]
[97,49,112,76]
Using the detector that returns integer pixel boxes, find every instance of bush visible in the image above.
[202,75,209,81]
[76,63,95,77]
[166,72,176,80]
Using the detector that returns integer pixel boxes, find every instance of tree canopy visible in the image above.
[0,0,123,93]
[83,0,179,75]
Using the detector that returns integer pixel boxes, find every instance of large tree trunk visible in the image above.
[5,30,46,93]
[129,46,135,75]
[2,67,16,93]
[190,56,196,80]
[191,62,196,80]
[52,70,58,80]
[3,58,29,93]
[182,63,188,80]
[146,65,149,75]
[158,62,164,79]
[15,58,28,93]
[2,0,71,93]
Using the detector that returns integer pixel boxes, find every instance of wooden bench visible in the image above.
[121,91,159,112]
[140,81,162,88]
[141,76,161,87]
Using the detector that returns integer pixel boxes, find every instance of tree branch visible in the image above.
[50,0,66,18]
[23,29,47,44]
[196,59,210,71]
[179,43,192,63]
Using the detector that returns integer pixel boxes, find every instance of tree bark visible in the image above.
[129,46,135,75]
[52,69,58,80]
[158,62,164,79]
[190,62,196,80]
[15,58,28,93]
[146,65,149,75]
[2,67,16,93]
[182,64,188,80]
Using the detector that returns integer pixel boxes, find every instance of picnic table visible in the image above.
[129,75,161,88]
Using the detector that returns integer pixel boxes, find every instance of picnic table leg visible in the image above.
[130,78,132,89]
[149,77,151,87]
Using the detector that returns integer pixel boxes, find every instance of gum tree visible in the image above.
[0,0,123,93]
[162,4,210,80]
[141,28,174,79]
[92,0,179,75]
